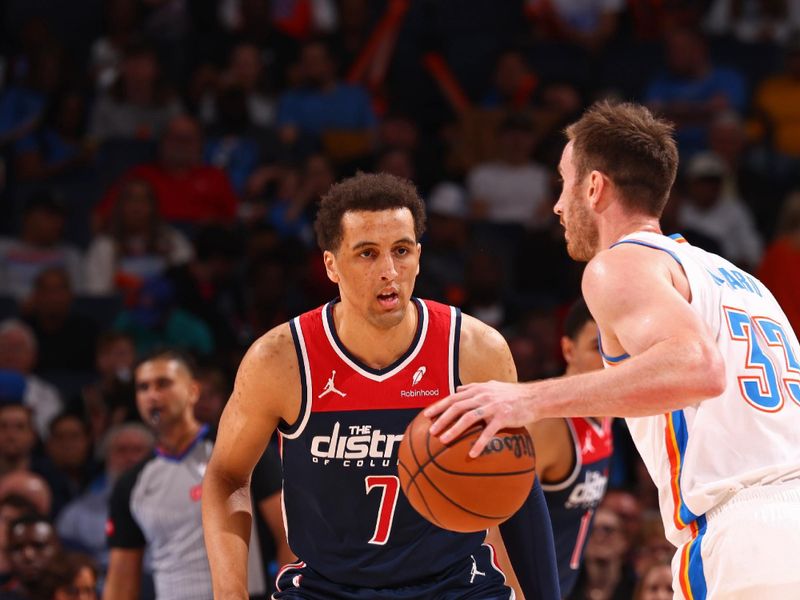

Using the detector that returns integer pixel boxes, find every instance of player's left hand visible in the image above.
[425,381,536,458]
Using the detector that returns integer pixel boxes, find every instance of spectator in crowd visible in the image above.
[569,506,637,600]
[482,49,538,110]
[704,0,800,44]
[112,276,214,356]
[0,473,52,520]
[525,0,624,52]
[414,182,469,305]
[194,367,228,429]
[1,515,61,600]
[80,333,137,455]
[203,85,266,197]
[632,514,673,577]
[632,559,673,600]
[88,41,182,143]
[95,115,239,226]
[601,488,644,557]
[467,113,552,230]
[752,30,800,160]
[275,38,376,151]
[89,0,141,91]
[166,226,245,358]
[0,42,64,147]
[375,147,415,182]
[0,404,72,516]
[758,191,800,335]
[0,321,62,437]
[0,496,40,588]
[14,88,94,183]
[678,151,763,271]
[38,552,99,600]
[22,268,98,374]
[84,178,193,297]
[0,194,83,302]
[43,415,95,499]
[708,111,783,238]
[57,423,154,574]
[645,27,746,156]
[201,42,276,129]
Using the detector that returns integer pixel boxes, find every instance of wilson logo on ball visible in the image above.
[479,433,535,459]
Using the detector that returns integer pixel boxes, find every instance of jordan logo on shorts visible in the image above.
[319,370,346,398]
[469,555,486,583]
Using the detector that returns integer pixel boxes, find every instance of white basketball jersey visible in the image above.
[605,232,800,547]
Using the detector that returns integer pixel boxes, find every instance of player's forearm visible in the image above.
[535,336,725,419]
[201,469,254,600]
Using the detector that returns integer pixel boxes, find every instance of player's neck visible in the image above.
[332,300,419,370]
[599,214,662,249]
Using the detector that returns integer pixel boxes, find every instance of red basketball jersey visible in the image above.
[278,298,485,587]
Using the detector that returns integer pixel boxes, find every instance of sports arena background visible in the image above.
[0,1,798,598]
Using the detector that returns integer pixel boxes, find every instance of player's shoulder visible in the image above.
[244,322,296,368]
[458,312,515,384]
[583,243,674,299]
[237,322,301,391]
[459,312,509,356]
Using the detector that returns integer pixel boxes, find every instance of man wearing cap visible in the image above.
[678,151,763,272]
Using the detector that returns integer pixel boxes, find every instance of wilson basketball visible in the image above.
[397,411,536,532]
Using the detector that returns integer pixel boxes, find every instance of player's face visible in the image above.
[554,142,599,261]
[562,320,603,374]
[135,359,199,431]
[325,208,421,330]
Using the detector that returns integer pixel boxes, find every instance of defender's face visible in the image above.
[554,142,599,262]
[562,320,603,374]
[325,209,421,330]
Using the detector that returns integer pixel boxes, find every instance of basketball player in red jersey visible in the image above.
[202,173,559,599]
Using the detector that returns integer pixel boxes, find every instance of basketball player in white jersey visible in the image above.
[427,101,800,598]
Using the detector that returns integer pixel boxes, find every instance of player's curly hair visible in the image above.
[566,101,678,218]
[314,172,426,252]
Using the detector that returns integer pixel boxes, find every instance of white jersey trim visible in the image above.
[321,300,430,382]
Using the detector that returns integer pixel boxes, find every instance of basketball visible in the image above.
[397,411,536,532]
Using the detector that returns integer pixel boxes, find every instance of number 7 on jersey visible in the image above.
[365,475,400,545]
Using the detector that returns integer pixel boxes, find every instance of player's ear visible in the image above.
[323,250,340,284]
[416,243,422,276]
[587,170,606,211]
[561,335,574,365]
[188,379,201,407]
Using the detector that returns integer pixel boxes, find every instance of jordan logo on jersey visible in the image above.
[469,555,486,583]
[318,370,346,398]
[582,431,595,454]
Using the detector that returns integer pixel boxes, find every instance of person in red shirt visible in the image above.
[95,115,239,226]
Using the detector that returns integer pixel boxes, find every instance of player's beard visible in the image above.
[564,196,599,262]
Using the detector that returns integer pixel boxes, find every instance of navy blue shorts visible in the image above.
[272,544,513,600]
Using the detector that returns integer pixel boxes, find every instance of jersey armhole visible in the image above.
[540,420,582,492]
[278,317,312,438]
[450,306,462,392]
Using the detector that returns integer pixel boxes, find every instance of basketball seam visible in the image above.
[413,422,512,521]
[399,459,444,528]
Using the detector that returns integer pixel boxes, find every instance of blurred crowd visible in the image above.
[1,0,800,598]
